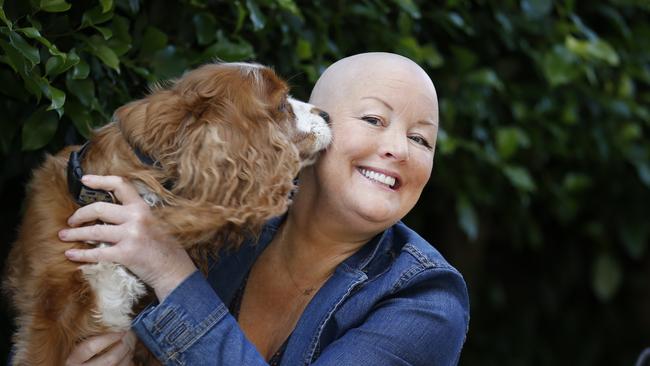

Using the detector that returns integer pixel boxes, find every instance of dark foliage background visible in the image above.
[1,0,648,364]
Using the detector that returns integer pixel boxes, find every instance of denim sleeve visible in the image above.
[312,266,470,366]
[131,270,268,366]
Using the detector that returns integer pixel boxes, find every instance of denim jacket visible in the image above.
[132,216,470,365]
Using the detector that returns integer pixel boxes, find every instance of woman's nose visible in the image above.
[381,134,409,162]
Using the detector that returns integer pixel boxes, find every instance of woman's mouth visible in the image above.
[357,167,401,190]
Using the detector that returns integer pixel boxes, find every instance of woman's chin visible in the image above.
[354,204,400,226]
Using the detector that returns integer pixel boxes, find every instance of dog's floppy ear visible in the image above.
[115,90,187,160]
[158,96,300,249]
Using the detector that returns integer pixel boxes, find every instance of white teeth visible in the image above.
[360,168,396,188]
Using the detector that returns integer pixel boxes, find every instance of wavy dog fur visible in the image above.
[3,62,330,365]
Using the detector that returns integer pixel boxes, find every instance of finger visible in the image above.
[122,331,137,352]
[116,333,137,366]
[65,246,115,264]
[82,335,132,366]
[67,332,124,363]
[59,224,122,244]
[68,202,129,227]
[117,351,135,366]
[82,175,142,205]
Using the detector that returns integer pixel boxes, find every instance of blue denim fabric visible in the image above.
[132,216,470,365]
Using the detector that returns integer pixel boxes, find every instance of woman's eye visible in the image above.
[361,116,382,126]
[409,135,432,148]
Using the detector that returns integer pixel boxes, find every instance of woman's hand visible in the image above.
[58,175,197,300]
[66,331,136,366]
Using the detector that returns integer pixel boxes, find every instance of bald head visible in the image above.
[309,52,438,120]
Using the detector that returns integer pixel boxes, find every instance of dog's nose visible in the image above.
[318,110,330,124]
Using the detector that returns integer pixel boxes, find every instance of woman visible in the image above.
[60,52,470,365]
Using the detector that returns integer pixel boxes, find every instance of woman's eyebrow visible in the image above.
[361,96,393,111]
[418,120,438,127]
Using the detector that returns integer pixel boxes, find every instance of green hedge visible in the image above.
[1,0,648,364]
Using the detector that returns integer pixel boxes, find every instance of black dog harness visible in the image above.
[66,142,164,206]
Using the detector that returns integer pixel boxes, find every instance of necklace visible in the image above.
[274,224,334,297]
[281,251,326,296]
[278,242,331,297]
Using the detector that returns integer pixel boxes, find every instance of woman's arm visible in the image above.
[65,331,136,366]
[130,271,270,365]
[311,266,470,366]
[59,175,270,365]
[131,263,468,366]
[59,174,197,301]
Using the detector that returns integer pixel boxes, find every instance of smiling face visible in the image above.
[301,53,438,233]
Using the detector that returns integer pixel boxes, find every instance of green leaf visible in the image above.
[541,45,580,86]
[276,0,301,17]
[562,173,591,192]
[467,68,504,91]
[451,46,477,71]
[23,73,49,101]
[8,30,40,65]
[246,0,266,30]
[111,15,131,41]
[40,0,72,12]
[140,26,168,56]
[44,84,66,114]
[1,6,12,28]
[0,69,29,101]
[457,196,478,241]
[521,0,552,19]
[65,97,93,138]
[421,44,444,68]
[193,13,217,46]
[71,59,90,79]
[234,0,246,33]
[202,32,255,62]
[21,107,59,150]
[45,50,79,77]
[45,55,64,76]
[619,223,648,260]
[18,27,48,45]
[17,27,65,57]
[393,0,421,19]
[565,36,620,66]
[93,26,113,40]
[592,253,622,302]
[496,127,529,159]
[100,0,113,13]
[635,161,650,188]
[87,39,120,72]
[66,76,95,107]
[127,0,140,13]
[26,15,43,30]
[151,45,190,79]
[397,37,443,67]
[81,5,114,28]
[296,39,311,60]
[503,165,536,192]
[0,39,28,74]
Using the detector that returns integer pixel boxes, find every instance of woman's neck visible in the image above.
[269,208,369,289]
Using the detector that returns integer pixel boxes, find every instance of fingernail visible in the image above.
[81,175,94,183]
[65,249,78,259]
[58,229,67,239]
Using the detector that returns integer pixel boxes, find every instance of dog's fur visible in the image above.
[3,62,331,365]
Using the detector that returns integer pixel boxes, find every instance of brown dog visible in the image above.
[3,62,331,365]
